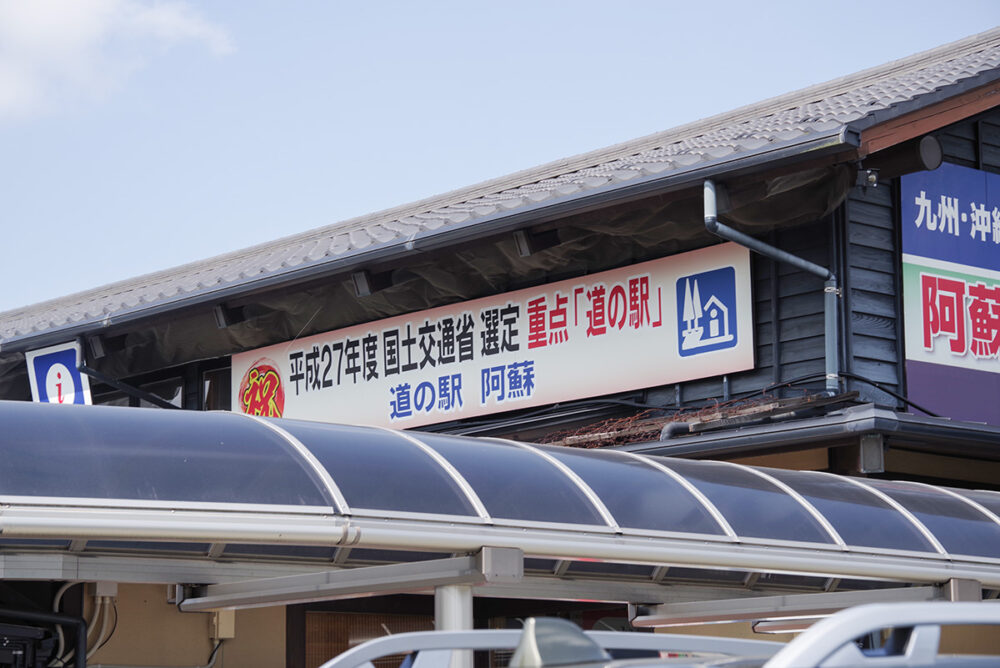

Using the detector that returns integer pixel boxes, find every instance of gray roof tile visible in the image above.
[3,28,1000,346]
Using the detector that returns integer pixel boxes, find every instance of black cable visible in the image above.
[760,371,940,418]
[838,371,940,418]
[759,372,830,395]
[436,366,940,436]
[551,397,671,411]
[95,599,118,651]
[206,640,224,666]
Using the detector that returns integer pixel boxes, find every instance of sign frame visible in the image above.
[25,341,92,405]
[232,243,754,428]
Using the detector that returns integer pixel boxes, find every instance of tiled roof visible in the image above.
[3,28,1000,348]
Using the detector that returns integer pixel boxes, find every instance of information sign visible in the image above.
[25,341,92,405]
[232,243,753,428]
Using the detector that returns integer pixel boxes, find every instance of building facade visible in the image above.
[1,29,1000,668]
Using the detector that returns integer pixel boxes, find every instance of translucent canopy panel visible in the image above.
[537,446,727,535]
[659,459,835,544]
[223,544,337,560]
[272,419,479,516]
[764,469,937,552]
[3,401,1000,564]
[668,567,750,584]
[565,562,656,578]
[0,401,330,506]
[413,433,607,525]
[344,549,453,563]
[955,488,1000,520]
[86,540,209,553]
[862,479,1000,558]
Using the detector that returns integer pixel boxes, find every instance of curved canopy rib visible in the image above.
[2,401,1000,588]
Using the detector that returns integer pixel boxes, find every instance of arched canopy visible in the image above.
[3,400,1000,597]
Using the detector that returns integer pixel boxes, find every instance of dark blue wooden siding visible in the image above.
[648,218,835,407]
[842,180,901,406]
[655,108,1000,411]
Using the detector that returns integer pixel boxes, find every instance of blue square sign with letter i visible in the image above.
[676,266,738,357]
[25,341,92,405]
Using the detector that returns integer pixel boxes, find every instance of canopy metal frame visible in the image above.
[3,400,1000,628]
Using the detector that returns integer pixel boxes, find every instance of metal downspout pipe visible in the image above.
[703,180,840,394]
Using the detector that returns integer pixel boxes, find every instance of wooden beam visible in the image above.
[884,448,1000,486]
[727,448,829,471]
[860,80,1000,156]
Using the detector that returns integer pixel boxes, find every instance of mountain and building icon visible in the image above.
[678,268,737,355]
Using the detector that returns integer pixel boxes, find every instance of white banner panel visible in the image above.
[232,243,753,427]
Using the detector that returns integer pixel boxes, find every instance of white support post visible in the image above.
[435,583,473,629]
[435,584,473,668]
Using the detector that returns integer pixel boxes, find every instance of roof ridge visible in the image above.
[646,26,1000,142]
[2,28,999,327]
[132,28,1000,265]
[244,26,1000,244]
[0,242,289,319]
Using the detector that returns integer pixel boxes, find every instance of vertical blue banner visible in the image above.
[901,162,1000,426]
[901,162,1000,271]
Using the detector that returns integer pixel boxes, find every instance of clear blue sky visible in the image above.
[0,1,997,313]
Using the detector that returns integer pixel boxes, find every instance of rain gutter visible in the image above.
[618,403,1000,459]
[0,127,859,356]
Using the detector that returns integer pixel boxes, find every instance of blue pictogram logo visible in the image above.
[676,267,738,357]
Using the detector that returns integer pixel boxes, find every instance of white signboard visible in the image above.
[25,341,92,405]
[232,243,753,428]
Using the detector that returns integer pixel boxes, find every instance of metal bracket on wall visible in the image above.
[859,433,885,474]
[351,270,395,298]
[513,229,560,257]
[213,303,247,329]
